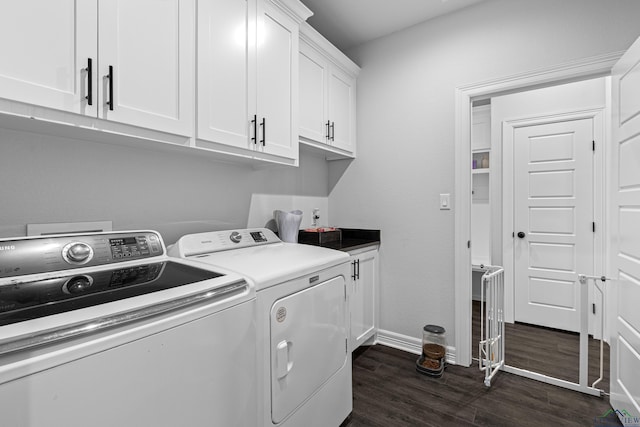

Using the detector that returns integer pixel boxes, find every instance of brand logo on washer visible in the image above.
[276,307,287,323]
[0,245,16,251]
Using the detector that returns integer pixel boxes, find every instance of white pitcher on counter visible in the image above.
[274,210,303,243]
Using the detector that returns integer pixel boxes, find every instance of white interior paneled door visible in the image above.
[513,118,594,332]
[609,36,640,424]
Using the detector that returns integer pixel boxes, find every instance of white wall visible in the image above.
[0,127,330,244]
[329,0,640,346]
[247,193,329,230]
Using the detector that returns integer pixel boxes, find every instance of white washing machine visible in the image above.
[169,228,352,427]
[0,230,257,427]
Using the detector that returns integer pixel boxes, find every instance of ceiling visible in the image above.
[300,0,485,52]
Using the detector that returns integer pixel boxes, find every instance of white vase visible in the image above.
[274,210,303,243]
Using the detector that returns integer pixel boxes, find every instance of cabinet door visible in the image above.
[0,0,96,115]
[351,250,377,350]
[299,42,328,144]
[98,0,194,136]
[255,0,298,160]
[197,0,254,149]
[328,67,355,154]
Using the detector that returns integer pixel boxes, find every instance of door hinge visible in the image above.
[467,240,471,249]
[592,303,596,315]
[592,140,595,152]
[592,222,596,232]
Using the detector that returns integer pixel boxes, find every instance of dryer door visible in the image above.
[270,275,347,423]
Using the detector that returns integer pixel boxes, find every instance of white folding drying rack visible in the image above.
[478,265,505,387]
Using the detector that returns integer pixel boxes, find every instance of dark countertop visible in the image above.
[298,228,380,252]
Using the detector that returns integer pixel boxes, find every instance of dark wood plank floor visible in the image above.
[472,300,611,393]
[341,344,620,426]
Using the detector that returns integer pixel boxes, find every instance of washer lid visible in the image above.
[188,242,349,290]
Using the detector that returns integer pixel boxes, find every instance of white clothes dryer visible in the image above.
[169,228,352,427]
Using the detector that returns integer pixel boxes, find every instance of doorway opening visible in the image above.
[453,51,622,395]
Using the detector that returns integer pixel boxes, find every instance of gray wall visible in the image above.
[0,127,329,244]
[329,0,640,345]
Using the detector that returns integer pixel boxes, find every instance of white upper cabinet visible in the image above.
[197,0,310,165]
[255,0,299,160]
[0,0,96,115]
[328,66,355,153]
[0,0,194,137]
[197,0,254,151]
[98,0,194,136]
[299,41,329,144]
[0,0,316,166]
[299,22,359,158]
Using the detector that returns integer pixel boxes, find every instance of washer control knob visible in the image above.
[63,242,94,264]
[229,231,242,244]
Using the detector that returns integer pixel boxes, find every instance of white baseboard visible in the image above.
[375,329,457,365]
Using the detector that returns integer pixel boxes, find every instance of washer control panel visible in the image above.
[0,231,164,279]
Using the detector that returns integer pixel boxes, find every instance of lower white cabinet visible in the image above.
[349,246,378,351]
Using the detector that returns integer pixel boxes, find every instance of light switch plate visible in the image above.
[440,193,451,210]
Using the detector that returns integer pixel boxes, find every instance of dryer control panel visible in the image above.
[168,228,281,258]
[0,231,164,278]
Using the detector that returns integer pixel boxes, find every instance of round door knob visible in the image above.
[517,232,526,239]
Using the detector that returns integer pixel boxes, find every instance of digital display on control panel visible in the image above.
[109,236,150,259]
[250,231,267,242]
[109,237,137,246]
